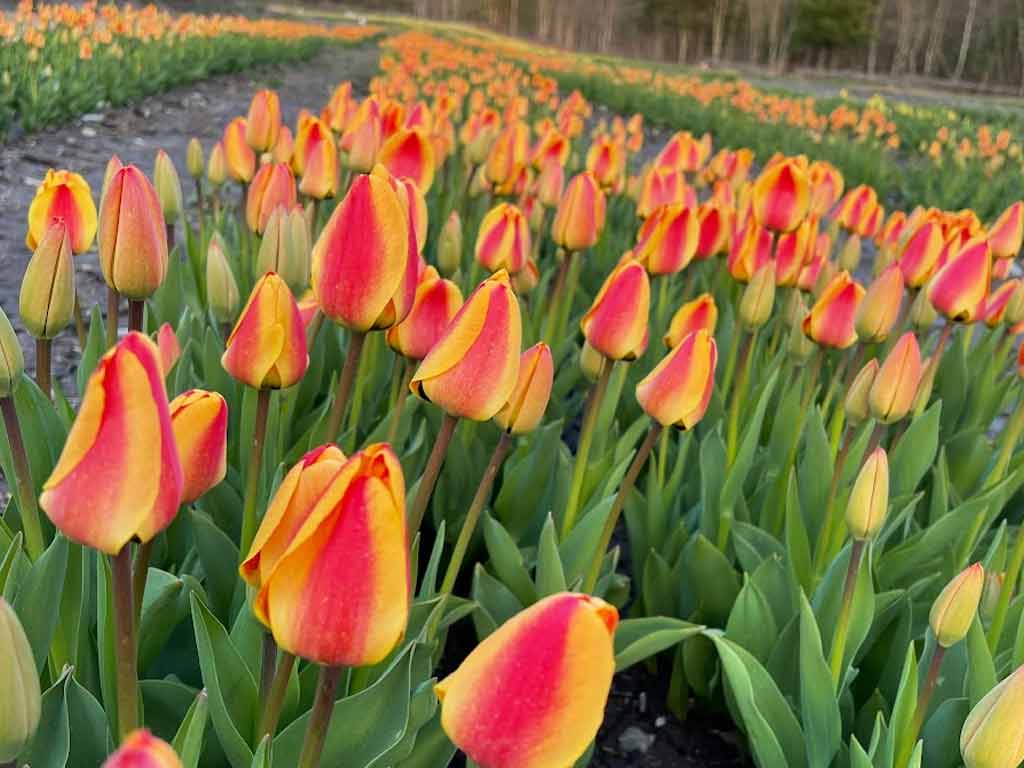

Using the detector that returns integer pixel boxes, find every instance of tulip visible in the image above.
[170,390,228,504]
[485,121,529,189]
[856,263,904,342]
[581,259,650,361]
[207,234,240,325]
[246,89,281,153]
[802,271,864,349]
[634,204,698,276]
[246,163,297,235]
[930,563,985,647]
[294,117,338,200]
[664,293,718,348]
[637,328,717,430]
[988,200,1023,259]
[982,279,1020,328]
[437,210,463,276]
[637,166,690,219]
[206,141,227,188]
[156,323,181,378]
[868,332,922,424]
[727,218,773,283]
[102,730,182,768]
[186,138,204,179]
[475,203,530,275]
[386,266,463,361]
[494,342,554,435]
[273,125,294,165]
[223,117,257,183]
[0,599,41,764]
[898,220,944,288]
[739,261,776,329]
[960,665,1024,768]
[513,258,540,294]
[845,359,878,426]
[696,201,730,259]
[536,159,564,208]
[910,286,938,330]
[839,233,861,272]
[20,221,74,340]
[341,99,383,173]
[551,171,606,252]
[222,272,308,391]
[388,172,428,255]
[153,149,183,222]
[1006,281,1024,325]
[846,447,889,540]
[835,185,880,237]
[25,168,97,254]
[377,128,435,192]
[257,206,310,294]
[752,159,810,233]
[808,161,844,218]
[586,136,624,190]
[99,165,169,300]
[437,593,617,768]
[928,238,992,323]
[775,219,813,288]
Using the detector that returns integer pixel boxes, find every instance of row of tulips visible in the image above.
[4,24,1024,768]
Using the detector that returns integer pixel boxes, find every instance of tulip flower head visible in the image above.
[20,221,74,340]
[246,162,297,235]
[293,117,338,200]
[153,149,183,221]
[206,141,227,187]
[377,127,436,192]
[856,263,904,342]
[102,730,182,768]
[26,168,97,254]
[960,664,1024,768]
[988,200,1023,259]
[802,271,864,349]
[494,342,554,434]
[636,328,717,429]
[206,234,240,324]
[845,359,879,426]
[246,89,282,153]
[868,332,922,424]
[664,293,718,348]
[739,261,776,329]
[437,210,463,276]
[386,266,464,361]
[551,171,606,252]
[581,258,650,361]
[634,204,698,276]
[930,563,985,648]
[752,159,810,233]
[0,599,40,764]
[170,390,228,504]
[928,238,992,323]
[223,116,257,183]
[257,206,310,294]
[99,165,169,299]
[475,203,531,275]
[846,448,889,540]
[186,138,204,179]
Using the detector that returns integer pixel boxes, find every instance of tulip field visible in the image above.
[7,5,1024,768]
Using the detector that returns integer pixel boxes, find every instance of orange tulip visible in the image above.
[250,444,409,667]
[436,593,617,768]
[808,161,844,218]
[637,166,691,219]
[377,127,435,192]
[752,159,810,233]
[341,99,383,173]
[802,270,865,349]
[206,142,227,187]
[727,218,773,283]
[551,171,606,252]
[989,201,1023,259]
[835,184,879,237]
[585,136,624,190]
[39,332,183,555]
[927,237,992,323]
[102,730,182,768]
[695,201,731,259]
[581,259,650,361]
[775,219,814,287]
[272,125,294,165]
[634,204,698,276]
[898,220,944,288]
[169,390,228,504]
[293,117,338,200]
[245,89,281,153]
[494,342,554,434]
[156,323,180,377]
[99,165,168,299]
[222,272,308,390]
[531,128,570,170]
[485,121,529,188]
[536,160,565,208]
[654,131,703,172]
[982,279,1020,328]
[475,203,531,275]
[386,266,464,360]
[223,117,256,183]
[246,162,297,234]
[664,293,717,348]
[26,169,97,254]
[637,328,717,429]
[868,332,922,423]
[856,263,904,342]
[411,270,522,421]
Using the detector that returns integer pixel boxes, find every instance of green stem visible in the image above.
[305,310,324,348]
[584,423,662,593]
[542,249,571,343]
[73,294,88,349]
[110,546,139,740]
[386,360,415,446]
[106,285,120,348]
[719,321,743,396]
[896,645,945,768]
[828,538,866,690]
[345,334,377,451]
[800,347,825,411]
[323,331,366,444]
[440,433,514,594]
[132,539,153,626]
[656,427,670,487]
[408,413,459,536]
[1,397,44,560]
[553,250,581,345]
[240,388,272,561]
[562,360,614,539]
[36,338,51,400]
[726,329,757,466]
[298,666,341,768]
[258,650,295,740]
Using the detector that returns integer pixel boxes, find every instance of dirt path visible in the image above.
[0,41,380,393]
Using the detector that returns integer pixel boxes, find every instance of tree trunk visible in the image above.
[923,0,950,76]
[679,28,689,63]
[508,0,518,35]
[953,0,979,80]
[767,0,783,69]
[867,0,886,74]
[890,0,913,75]
[712,0,728,63]
[1017,0,1024,94]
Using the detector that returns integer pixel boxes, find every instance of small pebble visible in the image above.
[618,726,655,754]
[655,716,667,728]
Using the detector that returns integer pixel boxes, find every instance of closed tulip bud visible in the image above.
[537,160,564,208]
[99,165,168,299]
[257,206,310,294]
[897,220,943,288]
[246,162,296,235]
[20,221,74,339]
[856,263,904,342]
[102,155,123,202]
[186,138,204,179]
[981,280,1019,328]
[341,101,383,173]
[513,258,540,294]
[26,168,97,254]
[206,234,240,324]
[910,287,937,330]
[0,599,40,764]
[250,444,408,666]
[637,166,690,219]
[846,447,889,540]
[739,261,776,329]
[1006,281,1024,325]
[636,328,717,429]
[552,171,606,252]
[169,390,227,505]
[207,141,227,187]
[580,340,605,381]
[788,318,817,363]
[928,238,992,323]
[386,266,463,360]
[485,122,528,188]
[802,271,865,349]
[494,342,554,434]
[960,665,1024,768]
[634,204,698,276]
[912,355,938,415]
[436,593,617,768]
[273,125,294,165]
[223,117,256,183]
[222,273,307,390]
[752,159,810,233]
[411,270,521,420]
[245,90,281,153]
[664,293,718,348]
[102,730,182,768]
[868,332,922,424]
[476,203,530,275]
[438,210,462,276]
[377,128,435,193]
[153,149,183,220]
[40,332,183,554]
[586,137,624,190]
[581,259,650,361]
[845,359,878,425]
[811,257,839,298]
[0,306,24,398]
[294,117,338,200]
[839,233,861,272]
[930,563,985,648]
[156,323,180,377]
[988,200,1023,259]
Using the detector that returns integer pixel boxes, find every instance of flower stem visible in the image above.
[1,397,44,560]
[562,360,614,539]
[386,360,415,446]
[128,300,145,333]
[408,413,459,536]
[35,338,51,400]
[828,538,866,690]
[542,249,572,343]
[240,388,272,561]
[132,539,153,626]
[258,650,296,740]
[106,285,120,348]
[584,422,662,593]
[895,645,945,768]
[726,329,756,466]
[73,294,87,349]
[324,331,366,444]
[298,666,341,768]
[110,546,139,740]
[440,433,514,594]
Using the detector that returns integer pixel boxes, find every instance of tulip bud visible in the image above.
[739,261,776,329]
[981,280,1019,328]
[102,729,182,768]
[912,355,938,416]
[634,204,698,276]
[552,171,606,252]
[537,160,564,208]
[377,127,435,193]
[909,287,937,331]
[20,221,74,339]
[988,200,1023,259]
[294,117,338,200]
[960,664,1024,768]
[856,263,904,342]
[438,210,463,276]
[169,390,228,504]
[386,266,463,360]
[153,149,183,220]
[696,202,730,259]
[250,444,409,666]
[485,121,528,189]
[930,563,984,648]
[513,258,540,294]
[727,219,773,283]
[839,233,861,272]
[581,259,650,361]
[752,159,810,233]
[494,342,554,434]
[774,219,813,288]
[186,138,204,179]
[246,163,297,235]
[636,328,717,429]
[26,168,97,254]
[222,273,308,390]
[436,593,617,768]
[156,323,181,378]
[99,165,169,299]
[207,141,227,187]
[897,220,943,288]
[802,271,865,349]
[845,359,878,426]
[475,203,530,275]
[40,333,183,554]
[0,598,40,764]
[206,234,240,324]
[1006,281,1024,325]
[788,319,817,363]
[0,306,24,398]
[868,332,922,424]
[341,100,383,173]
[580,340,605,381]
[846,447,889,540]
[257,206,310,294]
[664,293,717,348]
[928,238,992,323]
[223,117,256,183]
[246,90,281,153]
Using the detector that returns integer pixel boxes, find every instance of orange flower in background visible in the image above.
[928,237,992,323]
[411,270,522,421]
[475,203,531,275]
[536,159,565,208]
[102,730,182,768]
[169,389,228,504]
[377,127,436,192]
[531,127,571,169]
[807,161,844,218]
[386,266,464,360]
[222,272,309,390]
[494,342,554,434]
[437,593,617,768]
[293,117,338,199]
[751,158,809,233]
[803,270,865,349]
[834,184,879,237]
[634,204,698,276]
[654,131,704,172]
[869,332,922,423]
[982,279,1020,327]
[898,219,944,288]
[461,107,501,165]
[251,444,409,667]
[39,332,183,555]
[637,328,717,429]
[245,162,297,234]
[637,165,691,219]
[664,293,717,348]
[586,136,624,190]
[223,116,257,183]
[341,98,383,173]
[26,169,97,253]
[581,258,650,361]
[552,171,606,252]
[988,200,1023,259]
[856,263,904,342]
[246,88,281,153]
[695,201,731,259]
[99,164,168,299]
[727,218,772,283]
[485,121,529,190]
